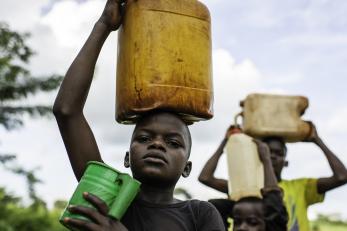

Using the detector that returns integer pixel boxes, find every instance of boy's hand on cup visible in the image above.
[98,0,126,31]
[253,139,271,164]
[63,192,128,231]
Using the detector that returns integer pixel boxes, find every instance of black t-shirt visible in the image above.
[209,191,288,231]
[121,198,225,231]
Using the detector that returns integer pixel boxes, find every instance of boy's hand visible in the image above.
[304,121,320,143]
[253,139,271,164]
[63,192,128,231]
[98,0,126,31]
[225,125,240,138]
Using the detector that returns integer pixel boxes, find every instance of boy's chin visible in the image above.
[133,169,179,187]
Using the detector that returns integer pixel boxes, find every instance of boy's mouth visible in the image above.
[143,152,167,164]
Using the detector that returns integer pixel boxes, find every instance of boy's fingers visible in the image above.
[83,192,109,216]
[64,217,99,231]
[68,205,105,224]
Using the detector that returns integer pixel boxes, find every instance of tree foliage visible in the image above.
[0,22,65,230]
[0,187,68,231]
[0,22,62,130]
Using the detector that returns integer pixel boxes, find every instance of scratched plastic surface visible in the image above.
[59,162,140,231]
[116,0,213,124]
[239,93,311,142]
[226,133,264,201]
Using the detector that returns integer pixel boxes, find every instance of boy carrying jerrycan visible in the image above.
[53,0,224,230]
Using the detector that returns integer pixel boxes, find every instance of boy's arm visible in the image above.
[53,0,124,181]
[198,131,229,194]
[254,140,288,230]
[254,139,280,192]
[305,122,347,194]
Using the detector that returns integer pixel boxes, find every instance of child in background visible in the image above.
[199,128,288,231]
[263,122,347,231]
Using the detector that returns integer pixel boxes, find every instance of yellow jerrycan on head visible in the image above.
[237,93,311,142]
[225,127,264,201]
[116,0,213,124]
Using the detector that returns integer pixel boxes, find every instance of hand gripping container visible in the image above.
[237,93,311,142]
[60,161,140,230]
[116,0,213,124]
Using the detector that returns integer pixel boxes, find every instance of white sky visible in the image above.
[1,0,347,220]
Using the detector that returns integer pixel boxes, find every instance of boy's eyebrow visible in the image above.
[135,128,186,141]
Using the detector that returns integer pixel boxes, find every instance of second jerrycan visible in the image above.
[116,0,213,124]
[226,131,264,201]
[239,93,311,142]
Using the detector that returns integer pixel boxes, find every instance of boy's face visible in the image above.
[265,139,287,180]
[127,112,191,187]
[232,200,265,231]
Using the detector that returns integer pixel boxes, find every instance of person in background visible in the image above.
[53,0,225,230]
[262,122,347,231]
[199,127,288,231]
[200,122,347,231]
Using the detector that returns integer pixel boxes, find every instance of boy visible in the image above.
[200,130,288,231]
[263,122,347,231]
[199,123,347,231]
[53,0,224,230]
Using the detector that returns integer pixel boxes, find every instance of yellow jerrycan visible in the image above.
[237,93,311,142]
[116,0,213,124]
[226,130,264,201]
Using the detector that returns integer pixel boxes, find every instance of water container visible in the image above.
[238,93,311,142]
[226,133,264,201]
[116,0,213,124]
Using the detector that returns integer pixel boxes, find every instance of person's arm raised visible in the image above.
[53,0,124,181]
[198,128,232,194]
[253,139,280,192]
[305,122,347,194]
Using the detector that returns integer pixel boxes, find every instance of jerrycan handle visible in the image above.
[108,174,141,220]
[234,112,243,128]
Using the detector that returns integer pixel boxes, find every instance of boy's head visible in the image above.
[232,197,265,231]
[262,136,287,180]
[124,111,192,187]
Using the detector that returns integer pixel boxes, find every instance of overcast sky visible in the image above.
[1,0,347,220]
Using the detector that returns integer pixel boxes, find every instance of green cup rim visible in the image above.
[87,161,121,173]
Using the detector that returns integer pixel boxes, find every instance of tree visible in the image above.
[0,21,65,230]
[0,187,68,231]
[0,22,62,130]
[0,22,62,203]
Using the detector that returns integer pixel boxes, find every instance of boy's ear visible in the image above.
[284,160,289,167]
[182,161,192,178]
[124,151,130,168]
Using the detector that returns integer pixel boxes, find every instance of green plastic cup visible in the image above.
[60,161,141,230]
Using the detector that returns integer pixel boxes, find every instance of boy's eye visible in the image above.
[137,135,151,143]
[166,139,182,148]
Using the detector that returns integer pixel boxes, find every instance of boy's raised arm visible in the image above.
[53,0,124,181]
[305,122,347,194]
[254,139,280,192]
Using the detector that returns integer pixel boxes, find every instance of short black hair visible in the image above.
[231,196,264,218]
[262,136,287,155]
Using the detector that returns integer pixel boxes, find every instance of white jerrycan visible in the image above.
[226,132,264,201]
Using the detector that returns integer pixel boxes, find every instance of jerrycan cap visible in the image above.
[226,125,243,138]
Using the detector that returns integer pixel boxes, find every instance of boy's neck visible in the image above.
[138,184,179,204]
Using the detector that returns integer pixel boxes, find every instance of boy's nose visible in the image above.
[236,222,249,231]
[148,139,166,152]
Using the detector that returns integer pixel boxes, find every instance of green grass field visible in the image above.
[310,221,347,231]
